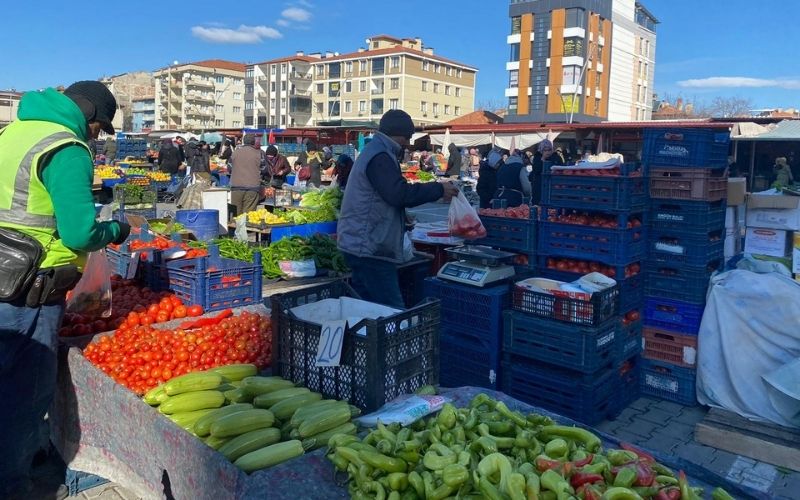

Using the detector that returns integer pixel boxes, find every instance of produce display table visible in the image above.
[228,221,338,245]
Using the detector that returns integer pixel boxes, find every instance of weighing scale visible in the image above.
[437,245,517,287]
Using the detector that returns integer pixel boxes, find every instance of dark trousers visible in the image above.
[230,190,261,218]
[0,302,64,497]
[343,253,405,309]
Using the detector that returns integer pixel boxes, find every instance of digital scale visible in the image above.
[437,245,517,287]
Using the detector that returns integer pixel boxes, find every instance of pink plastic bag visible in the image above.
[66,249,112,318]
[448,191,487,239]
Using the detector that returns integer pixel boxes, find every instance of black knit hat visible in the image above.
[266,145,278,156]
[379,109,415,139]
[64,81,117,134]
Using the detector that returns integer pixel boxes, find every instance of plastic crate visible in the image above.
[512,276,618,326]
[542,164,647,212]
[65,468,109,496]
[270,221,337,241]
[643,128,730,169]
[538,220,645,266]
[440,326,500,390]
[423,278,509,345]
[472,212,537,253]
[643,327,698,368]
[537,260,642,312]
[398,255,433,308]
[503,310,618,373]
[154,245,263,311]
[640,358,697,406]
[644,296,705,335]
[648,199,726,231]
[270,280,440,412]
[644,259,721,304]
[501,354,620,425]
[649,167,728,201]
[113,184,157,205]
[617,313,643,362]
[112,207,157,222]
[614,355,641,412]
[649,228,724,267]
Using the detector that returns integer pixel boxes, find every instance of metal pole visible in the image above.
[749,141,756,191]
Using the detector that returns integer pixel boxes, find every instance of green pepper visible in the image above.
[396,439,422,453]
[469,393,494,410]
[540,425,602,454]
[580,462,608,475]
[477,423,516,449]
[651,463,674,477]
[464,408,479,430]
[478,476,504,500]
[328,452,348,471]
[347,442,380,454]
[430,423,442,441]
[361,480,387,500]
[453,425,466,443]
[518,463,541,499]
[407,471,424,498]
[544,438,569,460]
[540,469,572,499]
[387,491,400,500]
[607,449,638,466]
[457,450,471,468]
[486,420,516,436]
[396,428,412,444]
[601,487,643,500]
[394,450,420,464]
[377,420,397,444]
[386,472,408,492]
[328,433,359,450]
[479,411,504,422]
[336,446,364,467]
[495,401,529,428]
[359,450,407,473]
[437,403,457,430]
[613,467,637,488]
[400,490,419,500]
[506,472,527,500]
[712,487,735,500]
[656,475,678,486]
[469,436,499,455]
[527,413,555,427]
[442,463,469,488]
[422,449,457,470]
[377,439,394,455]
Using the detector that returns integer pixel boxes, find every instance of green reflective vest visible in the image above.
[0,120,91,268]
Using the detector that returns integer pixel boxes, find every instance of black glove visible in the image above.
[113,221,131,245]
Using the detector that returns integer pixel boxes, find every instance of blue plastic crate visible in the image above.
[648,199,726,231]
[113,207,157,222]
[503,310,617,373]
[538,220,646,266]
[65,468,109,496]
[649,228,725,267]
[473,212,537,253]
[639,358,697,406]
[270,221,337,241]
[440,326,500,390]
[541,164,647,212]
[155,245,263,311]
[501,354,620,425]
[614,355,641,412]
[643,128,730,169]
[617,315,643,363]
[645,259,721,304]
[644,296,705,335]
[398,255,433,308]
[423,278,508,345]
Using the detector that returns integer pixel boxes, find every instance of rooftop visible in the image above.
[318,45,478,71]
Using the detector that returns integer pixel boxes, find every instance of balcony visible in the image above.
[186,92,213,103]
[371,88,384,95]
[289,72,312,81]
[186,78,214,89]
[292,90,312,97]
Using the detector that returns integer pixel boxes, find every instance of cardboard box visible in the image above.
[746,193,800,230]
[727,177,747,206]
[745,227,791,257]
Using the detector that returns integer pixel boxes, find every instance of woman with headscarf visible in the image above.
[445,143,461,178]
[477,148,502,208]
[529,139,559,205]
[493,149,531,207]
[264,145,291,187]
[333,154,354,190]
[218,139,233,163]
[157,138,180,175]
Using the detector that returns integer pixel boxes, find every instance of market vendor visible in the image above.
[229,135,266,217]
[0,81,130,499]
[338,109,459,309]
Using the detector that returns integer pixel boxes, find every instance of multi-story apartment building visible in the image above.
[153,60,246,131]
[131,98,156,132]
[505,0,657,123]
[245,35,477,128]
[0,90,22,127]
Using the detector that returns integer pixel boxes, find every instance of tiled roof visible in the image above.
[445,110,504,126]
[192,59,246,72]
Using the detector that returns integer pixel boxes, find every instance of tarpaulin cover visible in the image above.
[428,132,557,149]
[697,269,800,427]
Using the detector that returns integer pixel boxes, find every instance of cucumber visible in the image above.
[159,390,225,415]
[302,422,358,450]
[289,400,344,427]
[240,376,295,397]
[193,403,254,437]
[205,434,233,450]
[164,372,223,396]
[253,387,310,409]
[233,440,306,473]
[269,392,323,421]
[168,409,216,431]
[210,364,258,382]
[297,404,352,438]
[143,385,167,406]
[210,409,276,438]
[218,427,282,462]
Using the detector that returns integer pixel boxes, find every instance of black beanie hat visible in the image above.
[379,109,415,139]
[243,135,256,146]
[266,145,278,156]
[64,81,117,134]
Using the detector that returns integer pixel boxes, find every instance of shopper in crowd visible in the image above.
[229,135,265,216]
[774,157,794,186]
[494,149,531,207]
[477,148,503,208]
[469,148,481,178]
[0,81,130,499]
[88,138,98,160]
[218,139,233,164]
[264,145,291,187]
[175,136,186,169]
[528,140,553,205]
[157,138,181,175]
[185,139,211,180]
[333,154,354,190]
[102,135,116,164]
[304,141,324,187]
[445,142,461,178]
[338,109,458,308]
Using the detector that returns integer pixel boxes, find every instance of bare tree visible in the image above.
[703,96,754,118]
[476,98,506,112]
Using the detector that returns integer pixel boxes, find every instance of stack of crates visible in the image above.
[116,138,148,159]
[641,127,730,405]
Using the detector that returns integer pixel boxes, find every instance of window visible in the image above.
[328,101,340,116]
[345,81,352,92]
[422,81,428,91]
[390,78,400,90]
[359,80,367,92]
[562,66,581,85]
[446,67,452,76]
[644,63,649,79]
[345,61,353,74]
[316,64,324,76]
[215,119,223,126]
[244,83,253,94]
[329,62,341,79]
[508,96,518,114]
[422,60,430,71]
[270,98,276,109]
[215,104,224,112]
[216,75,225,84]
[358,100,367,113]
[454,106,460,115]
[271,65,276,75]
[271,82,276,92]
[509,70,519,87]
[421,101,427,113]
[563,37,584,57]
[457,69,462,78]
[233,120,240,127]
[245,68,254,78]
[281,63,287,74]
[596,45,604,66]
[281,99,287,110]
[216,90,224,100]
[372,58,385,75]
[390,56,400,69]
[511,16,521,34]
[565,8,586,28]
[245,116,254,126]
[329,82,340,97]
[389,98,399,110]
[510,43,520,62]
[345,101,352,113]
[360,60,368,72]
[245,101,254,110]
[445,85,451,96]
[645,40,650,58]
[281,115,286,125]
[433,83,439,93]
[234,92,242,99]
[456,87,462,97]
[432,103,439,115]
[371,98,384,114]
[233,106,241,113]
[315,103,323,113]
[270,115,276,124]
[444,104,450,115]
[281,81,287,91]
[316,83,324,94]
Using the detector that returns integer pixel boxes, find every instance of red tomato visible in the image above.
[187,305,203,317]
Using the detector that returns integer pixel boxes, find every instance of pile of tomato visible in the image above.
[83,311,272,395]
[544,257,641,279]
[59,275,204,337]
[545,210,643,230]
[107,234,208,261]
[552,166,642,177]
[478,204,533,219]
[621,309,641,326]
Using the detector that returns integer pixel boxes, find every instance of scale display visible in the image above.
[437,261,515,287]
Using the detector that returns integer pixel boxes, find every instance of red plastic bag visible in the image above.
[448,191,487,239]
[66,249,113,318]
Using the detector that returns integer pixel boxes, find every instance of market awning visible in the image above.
[315,119,379,129]
[729,121,771,139]
[428,131,556,149]
[739,119,800,141]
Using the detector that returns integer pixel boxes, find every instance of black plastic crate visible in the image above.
[644,296,705,335]
[640,358,697,406]
[648,228,724,267]
[271,280,440,412]
[648,199,726,232]
[645,259,721,304]
[643,128,729,169]
[512,277,618,326]
[503,310,618,373]
[501,354,620,425]
[440,326,500,390]
[398,254,433,308]
[537,261,643,314]
[542,164,647,212]
[423,278,509,344]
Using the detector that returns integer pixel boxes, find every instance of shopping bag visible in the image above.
[66,249,113,318]
[448,191,486,239]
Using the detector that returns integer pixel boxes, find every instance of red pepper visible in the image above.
[178,308,233,330]
[634,462,656,487]
[620,442,655,463]
[570,472,604,489]
[572,454,594,468]
[583,485,602,500]
[535,457,562,472]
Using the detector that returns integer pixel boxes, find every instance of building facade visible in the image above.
[101,72,155,132]
[153,60,245,131]
[245,35,477,128]
[0,90,22,127]
[131,98,156,132]
[506,0,656,123]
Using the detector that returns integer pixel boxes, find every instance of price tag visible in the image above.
[126,252,140,279]
[315,320,346,367]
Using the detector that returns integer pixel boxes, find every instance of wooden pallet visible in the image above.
[695,408,800,472]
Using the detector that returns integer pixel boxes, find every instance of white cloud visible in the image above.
[281,7,311,22]
[678,76,800,90]
[276,19,290,27]
[191,25,283,44]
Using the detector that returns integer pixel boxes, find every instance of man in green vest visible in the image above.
[0,81,130,498]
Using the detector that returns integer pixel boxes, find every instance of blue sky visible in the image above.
[2,0,798,110]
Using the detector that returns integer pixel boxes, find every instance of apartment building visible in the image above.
[153,60,246,131]
[131,98,156,132]
[506,0,657,123]
[0,90,22,127]
[245,35,477,128]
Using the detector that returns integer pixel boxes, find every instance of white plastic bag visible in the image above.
[356,394,451,427]
[402,232,414,262]
[279,259,316,278]
[66,249,112,318]
[448,191,486,239]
